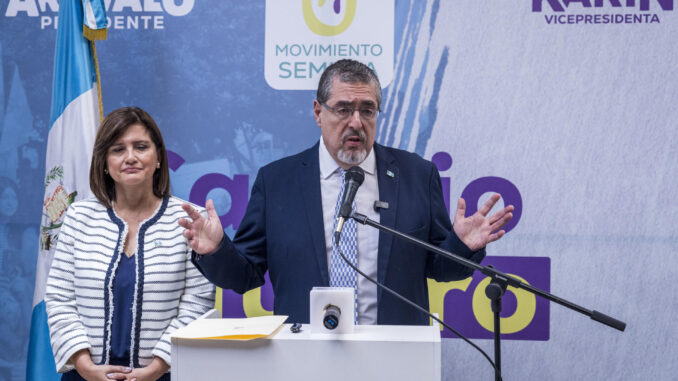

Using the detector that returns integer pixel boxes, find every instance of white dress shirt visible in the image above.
[319,138,381,325]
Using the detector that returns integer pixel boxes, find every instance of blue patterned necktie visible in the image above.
[329,168,359,324]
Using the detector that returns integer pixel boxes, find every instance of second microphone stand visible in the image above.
[349,212,626,381]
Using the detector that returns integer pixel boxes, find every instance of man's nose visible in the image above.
[347,109,362,128]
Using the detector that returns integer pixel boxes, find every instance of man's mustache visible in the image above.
[342,129,366,144]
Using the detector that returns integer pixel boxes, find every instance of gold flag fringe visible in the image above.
[83,25,107,41]
[84,24,107,123]
[91,41,104,124]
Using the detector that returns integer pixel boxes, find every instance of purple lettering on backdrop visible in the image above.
[533,0,566,12]
[443,256,550,340]
[594,0,623,6]
[166,150,185,171]
[221,290,246,317]
[460,176,522,234]
[431,152,453,215]
[221,272,274,318]
[534,0,673,11]
[189,173,249,230]
[563,0,592,7]
[641,0,674,10]
[334,0,341,13]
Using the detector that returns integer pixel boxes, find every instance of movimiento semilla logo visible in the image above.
[265,0,393,90]
[303,0,356,36]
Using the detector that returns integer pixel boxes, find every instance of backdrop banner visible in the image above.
[1,1,676,380]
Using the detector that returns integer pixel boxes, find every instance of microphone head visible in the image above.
[345,166,365,185]
[337,166,365,220]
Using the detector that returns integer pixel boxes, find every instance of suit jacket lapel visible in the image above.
[374,144,399,288]
[298,142,330,285]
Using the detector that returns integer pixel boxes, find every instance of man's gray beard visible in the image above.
[337,148,367,165]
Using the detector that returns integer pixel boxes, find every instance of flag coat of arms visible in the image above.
[26,1,107,379]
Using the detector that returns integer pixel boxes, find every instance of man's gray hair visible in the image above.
[316,59,382,110]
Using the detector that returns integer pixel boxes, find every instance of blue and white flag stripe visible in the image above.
[27,1,107,380]
[49,1,102,128]
[83,0,108,32]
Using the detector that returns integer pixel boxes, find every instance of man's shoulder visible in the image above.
[375,144,434,171]
[259,143,318,173]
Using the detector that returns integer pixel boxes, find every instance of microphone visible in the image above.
[334,166,365,244]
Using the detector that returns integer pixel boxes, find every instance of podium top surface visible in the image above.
[258,323,441,343]
[172,322,441,344]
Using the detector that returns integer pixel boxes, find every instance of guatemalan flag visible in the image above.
[26,1,107,379]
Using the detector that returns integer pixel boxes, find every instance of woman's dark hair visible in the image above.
[89,107,170,207]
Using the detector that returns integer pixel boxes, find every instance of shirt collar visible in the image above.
[318,137,376,179]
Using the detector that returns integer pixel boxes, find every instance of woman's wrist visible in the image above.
[70,349,94,372]
[147,357,170,377]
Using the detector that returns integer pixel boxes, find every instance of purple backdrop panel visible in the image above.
[221,256,550,341]
[222,272,274,318]
[442,256,550,340]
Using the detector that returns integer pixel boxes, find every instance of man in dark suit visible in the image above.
[180,59,513,325]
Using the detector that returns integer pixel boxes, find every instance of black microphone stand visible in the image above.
[350,212,626,381]
[484,267,507,381]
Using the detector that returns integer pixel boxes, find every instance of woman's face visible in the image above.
[105,123,158,193]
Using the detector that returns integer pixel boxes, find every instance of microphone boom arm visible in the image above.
[350,212,626,332]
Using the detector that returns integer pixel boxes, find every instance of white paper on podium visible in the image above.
[171,315,288,341]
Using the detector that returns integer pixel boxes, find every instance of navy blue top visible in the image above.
[110,253,135,360]
[62,253,173,381]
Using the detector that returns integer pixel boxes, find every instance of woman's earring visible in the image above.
[156,162,160,169]
[104,168,108,174]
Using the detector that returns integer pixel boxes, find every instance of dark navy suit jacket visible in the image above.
[192,142,485,325]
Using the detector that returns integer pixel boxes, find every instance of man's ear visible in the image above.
[313,100,322,127]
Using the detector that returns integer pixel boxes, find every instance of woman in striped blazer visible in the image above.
[45,107,215,381]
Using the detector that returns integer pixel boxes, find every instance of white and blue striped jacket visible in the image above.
[45,196,215,372]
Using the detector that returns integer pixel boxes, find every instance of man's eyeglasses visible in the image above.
[321,103,379,120]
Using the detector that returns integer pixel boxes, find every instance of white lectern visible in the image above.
[171,313,441,381]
